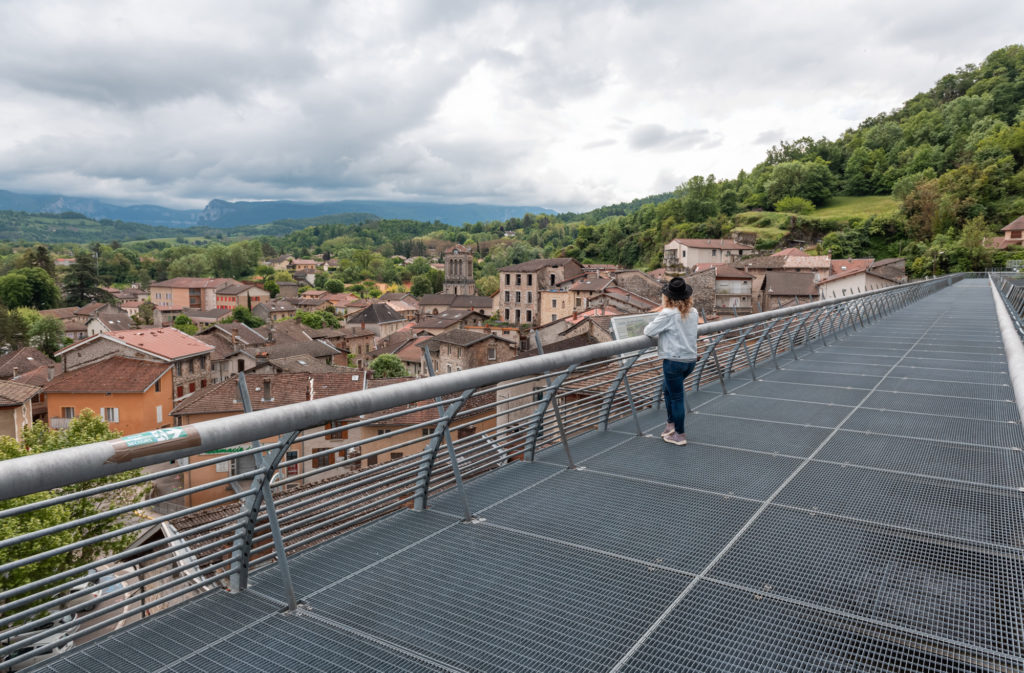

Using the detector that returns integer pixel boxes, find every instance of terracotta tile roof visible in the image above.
[669,238,753,251]
[256,340,340,361]
[570,277,612,292]
[517,333,601,359]
[601,286,659,308]
[171,371,368,416]
[740,255,831,271]
[267,356,354,374]
[830,258,873,276]
[12,365,51,388]
[0,348,55,379]
[692,263,754,280]
[40,307,80,320]
[1001,215,1024,232]
[347,303,405,325]
[772,247,809,257]
[150,277,234,289]
[428,328,513,348]
[378,292,417,305]
[385,300,419,314]
[89,314,135,331]
[58,327,214,361]
[214,282,252,296]
[200,323,267,344]
[44,357,170,394]
[0,379,41,406]
[413,309,485,330]
[417,294,493,310]
[499,258,579,272]
[76,302,111,316]
[762,271,818,296]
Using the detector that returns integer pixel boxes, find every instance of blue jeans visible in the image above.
[662,360,696,434]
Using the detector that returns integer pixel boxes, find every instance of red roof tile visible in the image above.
[44,357,170,394]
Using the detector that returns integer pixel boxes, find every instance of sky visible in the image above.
[0,0,1022,214]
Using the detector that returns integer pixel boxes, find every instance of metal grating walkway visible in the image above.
[33,279,1024,672]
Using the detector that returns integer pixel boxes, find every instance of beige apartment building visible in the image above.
[498,258,583,326]
[663,238,753,270]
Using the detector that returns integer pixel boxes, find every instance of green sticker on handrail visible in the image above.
[122,428,189,447]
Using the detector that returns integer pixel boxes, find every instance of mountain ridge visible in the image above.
[0,190,557,228]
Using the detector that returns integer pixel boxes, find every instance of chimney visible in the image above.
[269,324,276,342]
[231,327,238,347]
[11,367,17,378]
[48,364,55,380]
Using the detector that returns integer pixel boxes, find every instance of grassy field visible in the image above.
[813,195,899,219]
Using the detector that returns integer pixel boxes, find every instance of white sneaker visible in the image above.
[663,432,687,446]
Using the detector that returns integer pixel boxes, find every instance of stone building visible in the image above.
[498,258,584,327]
[443,244,476,296]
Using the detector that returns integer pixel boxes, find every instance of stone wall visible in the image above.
[684,268,716,319]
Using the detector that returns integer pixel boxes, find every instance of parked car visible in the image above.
[0,613,77,672]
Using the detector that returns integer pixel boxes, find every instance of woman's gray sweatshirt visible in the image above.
[643,307,699,362]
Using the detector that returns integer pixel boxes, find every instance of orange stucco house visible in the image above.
[44,357,174,435]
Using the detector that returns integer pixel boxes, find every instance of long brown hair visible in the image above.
[664,295,694,318]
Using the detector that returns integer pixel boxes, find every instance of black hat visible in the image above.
[662,277,693,301]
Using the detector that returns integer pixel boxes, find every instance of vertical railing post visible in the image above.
[525,364,578,463]
[723,324,757,382]
[599,352,646,433]
[692,331,728,393]
[227,372,298,607]
[789,311,815,359]
[748,318,780,379]
[416,346,476,520]
[532,334,577,466]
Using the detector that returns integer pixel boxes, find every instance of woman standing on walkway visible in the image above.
[643,277,699,445]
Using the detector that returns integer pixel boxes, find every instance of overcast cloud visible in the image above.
[0,0,1021,212]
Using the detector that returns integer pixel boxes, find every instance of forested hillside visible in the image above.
[449,44,1024,277]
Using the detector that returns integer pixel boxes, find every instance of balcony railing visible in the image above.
[0,275,964,670]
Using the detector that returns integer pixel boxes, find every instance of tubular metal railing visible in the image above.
[991,272,1024,339]
[0,274,963,670]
